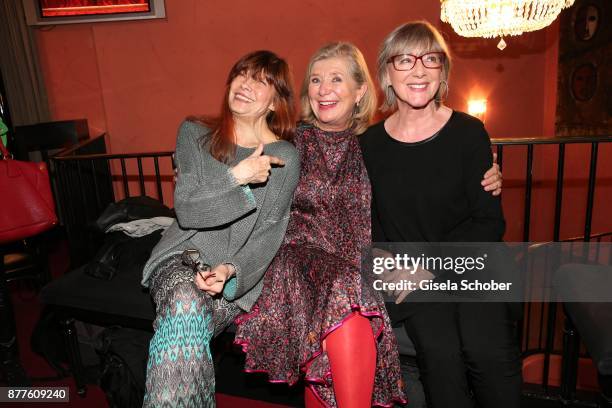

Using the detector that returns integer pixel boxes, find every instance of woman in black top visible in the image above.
[360,21,521,408]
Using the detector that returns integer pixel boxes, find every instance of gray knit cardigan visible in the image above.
[142,121,300,311]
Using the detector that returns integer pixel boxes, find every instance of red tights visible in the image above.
[304,312,376,408]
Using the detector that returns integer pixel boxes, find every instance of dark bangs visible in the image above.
[227,51,293,101]
[194,50,295,164]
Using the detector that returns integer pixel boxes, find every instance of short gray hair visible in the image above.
[377,21,452,112]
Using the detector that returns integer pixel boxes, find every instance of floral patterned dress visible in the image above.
[234,124,406,407]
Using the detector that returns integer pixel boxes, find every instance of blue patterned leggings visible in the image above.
[143,255,241,408]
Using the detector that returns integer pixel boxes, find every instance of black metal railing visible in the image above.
[51,133,612,401]
[492,135,611,403]
[51,136,173,266]
[492,135,612,243]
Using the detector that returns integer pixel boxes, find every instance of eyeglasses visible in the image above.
[387,52,445,71]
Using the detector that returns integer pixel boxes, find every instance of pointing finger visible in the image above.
[267,155,285,166]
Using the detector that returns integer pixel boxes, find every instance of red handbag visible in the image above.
[0,138,58,244]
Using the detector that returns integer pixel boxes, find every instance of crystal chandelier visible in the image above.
[440,0,575,49]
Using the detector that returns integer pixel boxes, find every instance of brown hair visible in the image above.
[189,50,295,163]
[301,42,376,135]
[377,21,452,112]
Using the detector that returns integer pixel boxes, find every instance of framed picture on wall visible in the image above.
[22,0,166,26]
[555,0,611,137]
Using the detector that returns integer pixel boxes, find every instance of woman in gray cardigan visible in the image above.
[141,50,300,407]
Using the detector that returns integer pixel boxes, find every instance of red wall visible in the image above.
[34,0,553,148]
[33,0,611,241]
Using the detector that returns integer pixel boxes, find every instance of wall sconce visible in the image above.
[468,99,487,123]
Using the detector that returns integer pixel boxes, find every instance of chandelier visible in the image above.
[440,0,575,49]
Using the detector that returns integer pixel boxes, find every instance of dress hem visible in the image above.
[234,304,408,407]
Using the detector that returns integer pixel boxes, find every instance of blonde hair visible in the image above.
[301,42,377,135]
[377,21,452,112]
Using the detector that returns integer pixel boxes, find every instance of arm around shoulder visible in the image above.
[447,120,505,241]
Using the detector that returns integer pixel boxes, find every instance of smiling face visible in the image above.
[228,71,276,120]
[377,22,452,113]
[386,50,443,110]
[307,57,366,132]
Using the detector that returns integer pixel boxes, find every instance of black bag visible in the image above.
[84,232,132,280]
[97,327,152,408]
[30,308,69,378]
[84,230,162,281]
[30,310,103,379]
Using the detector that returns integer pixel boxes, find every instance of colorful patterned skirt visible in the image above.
[234,244,406,407]
[143,255,241,408]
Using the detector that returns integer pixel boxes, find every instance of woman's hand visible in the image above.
[172,153,178,183]
[382,266,435,304]
[194,264,235,296]
[482,153,502,196]
[230,143,285,185]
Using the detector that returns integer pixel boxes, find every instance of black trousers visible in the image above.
[402,302,522,408]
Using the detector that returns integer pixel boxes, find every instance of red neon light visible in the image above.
[40,1,150,17]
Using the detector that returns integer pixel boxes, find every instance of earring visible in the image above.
[440,79,449,93]
[353,100,361,116]
[436,80,449,102]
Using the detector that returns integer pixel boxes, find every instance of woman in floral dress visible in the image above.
[235,42,501,408]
